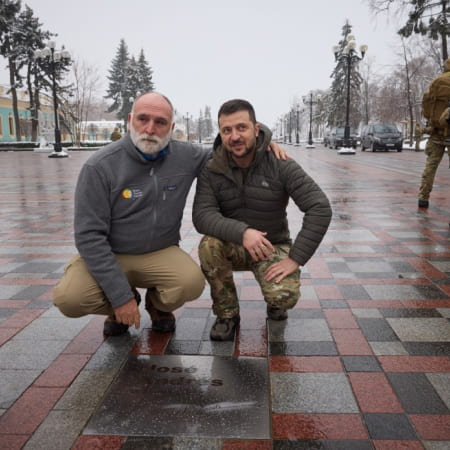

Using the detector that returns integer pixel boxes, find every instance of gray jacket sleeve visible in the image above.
[74,164,134,309]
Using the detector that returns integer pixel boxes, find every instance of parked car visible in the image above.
[328,126,358,149]
[360,123,403,152]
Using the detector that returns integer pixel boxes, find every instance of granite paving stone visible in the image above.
[387,318,450,341]
[387,372,450,414]
[271,372,359,413]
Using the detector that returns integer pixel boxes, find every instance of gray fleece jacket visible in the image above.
[192,127,332,266]
[74,133,211,308]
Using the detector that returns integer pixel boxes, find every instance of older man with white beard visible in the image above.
[53,92,211,336]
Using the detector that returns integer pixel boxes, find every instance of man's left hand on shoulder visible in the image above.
[268,141,289,160]
[264,257,299,283]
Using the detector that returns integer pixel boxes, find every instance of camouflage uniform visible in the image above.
[418,134,448,202]
[199,235,300,318]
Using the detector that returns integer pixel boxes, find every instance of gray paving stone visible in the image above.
[269,341,338,356]
[23,409,90,450]
[85,335,137,369]
[14,316,90,341]
[369,341,409,356]
[437,308,450,318]
[54,369,117,411]
[364,284,447,300]
[271,372,359,413]
[426,373,450,410]
[351,308,383,318]
[424,442,450,450]
[121,437,223,450]
[0,369,41,408]
[387,372,449,414]
[268,319,332,342]
[0,339,68,370]
[387,318,450,341]
[324,229,378,242]
[363,413,418,440]
[172,318,208,340]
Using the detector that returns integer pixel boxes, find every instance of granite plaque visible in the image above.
[84,355,270,439]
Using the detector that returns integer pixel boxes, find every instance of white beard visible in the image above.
[130,124,172,155]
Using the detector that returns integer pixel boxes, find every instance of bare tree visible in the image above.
[64,57,101,146]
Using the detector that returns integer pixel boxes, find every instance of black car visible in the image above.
[360,123,403,152]
[328,127,358,149]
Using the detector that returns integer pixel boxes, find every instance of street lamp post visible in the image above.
[35,41,71,158]
[295,104,300,146]
[333,35,367,149]
[183,113,191,141]
[303,92,318,148]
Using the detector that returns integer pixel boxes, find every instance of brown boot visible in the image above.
[145,290,176,332]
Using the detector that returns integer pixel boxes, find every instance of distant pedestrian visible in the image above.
[418,59,450,208]
[110,127,122,141]
[193,99,332,341]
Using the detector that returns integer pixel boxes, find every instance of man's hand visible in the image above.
[268,141,289,160]
[114,297,141,329]
[264,257,299,283]
[243,228,274,261]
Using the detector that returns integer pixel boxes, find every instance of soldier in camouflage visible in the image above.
[193,99,332,341]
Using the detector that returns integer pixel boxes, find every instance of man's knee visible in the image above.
[198,235,224,263]
[53,288,84,318]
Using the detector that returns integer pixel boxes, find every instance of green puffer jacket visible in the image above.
[192,126,332,266]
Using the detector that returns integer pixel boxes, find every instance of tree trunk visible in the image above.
[441,0,448,61]
[26,65,39,142]
[8,57,21,142]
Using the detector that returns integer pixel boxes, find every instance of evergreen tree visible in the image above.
[105,39,130,128]
[327,21,363,129]
[137,49,154,93]
[398,0,449,62]
[0,0,23,140]
[18,5,53,141]
[203,105,213,137]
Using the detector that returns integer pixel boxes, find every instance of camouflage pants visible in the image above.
[418,138,447,201]
[198,235,300,318]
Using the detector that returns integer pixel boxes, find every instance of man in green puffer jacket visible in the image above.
[193,99,332,341]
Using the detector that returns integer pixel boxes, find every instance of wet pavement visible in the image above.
[0,145,449,449]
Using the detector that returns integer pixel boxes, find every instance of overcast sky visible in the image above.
[0,0,405,127]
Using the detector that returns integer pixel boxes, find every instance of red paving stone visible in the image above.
[409,415,450,440]
[348,373,404,413]
[272,413,368,440]
[378,356,450,372]
[0,387,65,435]
[222,440,272,449]
[332,329,374,355]
[71,435,125,450]
[33,354,91,387]
[270,356,343,372]
[373,441,425,450]
[324,308,359,328]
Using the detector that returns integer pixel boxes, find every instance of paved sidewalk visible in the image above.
[0,146,449,449]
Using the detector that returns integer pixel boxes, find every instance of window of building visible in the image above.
[8,115,14,137]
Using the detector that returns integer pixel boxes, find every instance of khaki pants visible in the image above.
[53,246,205,318]
[198,236,300,319]
[419,138,448,201]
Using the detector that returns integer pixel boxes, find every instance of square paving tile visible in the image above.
[387,318,450,342]
[84,355,270,439]
[271,372,359,413]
